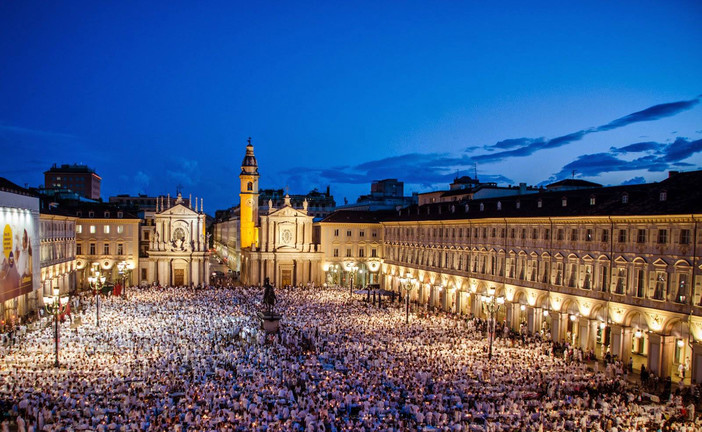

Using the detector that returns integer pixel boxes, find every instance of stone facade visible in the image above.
[142,193,210,286]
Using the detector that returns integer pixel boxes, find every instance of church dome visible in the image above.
[241,139,259,174]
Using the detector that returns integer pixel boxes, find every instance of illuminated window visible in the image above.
[76,225,83,234]
[103,244,110,255]
[117,225,124,234]
[90,225,96,234]
[117,243,123,255]
[104,225,110,234]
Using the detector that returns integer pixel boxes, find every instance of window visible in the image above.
[515,200,520,209]
[372,230,377,238]
[657,229,667,244]
[676,274,689,303]
[359,249,365,258]
[497,201,502,210]
[371,248,377,258]
[346,230,352,237]
[561,197,567,207]
[117,225,124,234]
[360,230,365,237]
[637,229,646,244]
[537,199,542,208]
[615,268,626,294]
[532,228,538,239]
[89,243,96,255]
[635,269,646,297]
[521,229,526,239]
[141,269,147,280]
[247,182,253,191]
[90,225,96,234]
[557,229,564,241]
[659,191,667,201]
[622,193,629,204]
[76,225,83,234]
[144,232,149,240]
[333,248,339,257]
[479,203,484,211]
[586,229,593,241]
[76,243,82,255]
[104,225,110,234]
[589,196,596,206]
[103,244,110,255]
[618,229,627,243]
[601,229,609,243]
[334,229,339,237]
[571,229,578,241]
[346,248,351,257]
[104,211,110,218]
[510,229,515,239]
[88,211,94,218]
[653,272,666,300]
[117,211,123,218]
[117,243,123,255]
[680,229,691,245]
[544,229,550,240]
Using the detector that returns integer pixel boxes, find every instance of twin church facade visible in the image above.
[232,141,702,384]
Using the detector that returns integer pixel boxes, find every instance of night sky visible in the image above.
[1,1,700,212]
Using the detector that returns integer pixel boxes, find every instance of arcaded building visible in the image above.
[379,170,702,384]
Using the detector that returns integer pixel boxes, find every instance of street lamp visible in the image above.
[88,267,106,327]
[117,261,130,299]
[349,264,358,297]
[480,286,505,360]
[43,287,69,368]
[400,272,416,324]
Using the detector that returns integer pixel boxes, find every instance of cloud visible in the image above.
[595,97,700,132]
[471,96,700,163]
[622,176,646,185]
[278,151,514,192]
[0,124,76,140]
[166,158,201,187]
[610,141,662,154]
[550,137,702,180]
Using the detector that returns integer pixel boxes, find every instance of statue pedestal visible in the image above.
[258,312,282,333]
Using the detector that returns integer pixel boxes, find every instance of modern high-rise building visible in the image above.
[44,164,102,200]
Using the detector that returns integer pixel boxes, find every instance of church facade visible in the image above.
[141,193,210,286]
[239,141,323,286]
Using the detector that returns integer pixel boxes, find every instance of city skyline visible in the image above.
[1,1,700,211]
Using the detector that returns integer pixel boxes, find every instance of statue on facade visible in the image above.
[262,277,276,313]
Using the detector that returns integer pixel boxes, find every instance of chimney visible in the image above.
[519,182,526,194]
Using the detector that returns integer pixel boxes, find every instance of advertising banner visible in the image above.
[1,210,35,302]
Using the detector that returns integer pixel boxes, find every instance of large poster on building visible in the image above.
[1,211,34,302]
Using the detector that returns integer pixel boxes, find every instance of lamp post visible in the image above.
[117,261,129,299]
[400,272,415,324]
[480,286,505,360]
[88,267,106,327]
[43,287,69,368]
[349,264,358,297]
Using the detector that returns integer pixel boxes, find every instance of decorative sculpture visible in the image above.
[263,277,276,313]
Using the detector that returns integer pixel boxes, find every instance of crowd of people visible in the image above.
[0,284,700,431]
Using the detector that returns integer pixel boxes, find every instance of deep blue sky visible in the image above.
[1,1,701,212]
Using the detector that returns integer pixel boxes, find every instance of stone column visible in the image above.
[620,327,633,364]
[578,318,591,350]
[691,342,702,385]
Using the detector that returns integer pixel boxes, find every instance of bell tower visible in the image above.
[239,137,259,249]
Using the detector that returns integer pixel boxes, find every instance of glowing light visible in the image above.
[520,305,526,311]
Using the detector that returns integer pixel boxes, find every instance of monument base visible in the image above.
[257,312,282,333]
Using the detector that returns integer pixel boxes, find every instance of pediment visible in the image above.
[614,255,628,264]
[652,258,668,267]
[268,205,308,218]
[160,204,198,216]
